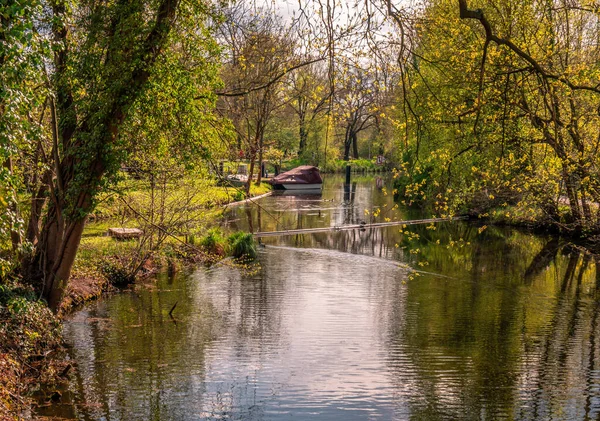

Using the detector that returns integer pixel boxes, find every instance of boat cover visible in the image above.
[271,166,323,185]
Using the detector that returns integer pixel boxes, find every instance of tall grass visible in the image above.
[227,232,257,260]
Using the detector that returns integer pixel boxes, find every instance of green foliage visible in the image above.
[281,157,380,173]
[120,14,227,181]
[200,228,226,256]
[232,190,246,202]
[0,283,60,348]
[387,0,600,231]
[0,0,46,275]
[99,259,134,287]
[0,0,231,308]
[392,149,434,206]
[0,281,63,416]
[330,158,381,173]
[227,231,257,260]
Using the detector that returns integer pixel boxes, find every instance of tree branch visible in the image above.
[458,0,600,94]
[205,56,326,99]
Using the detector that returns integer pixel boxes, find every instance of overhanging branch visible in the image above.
[458,0,600,94]
[202,56,326,99]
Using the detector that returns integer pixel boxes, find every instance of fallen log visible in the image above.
[253,216,467,238]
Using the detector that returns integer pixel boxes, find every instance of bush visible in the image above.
[99,259,134,286]
[232,190,245,202]
[200,228,226,256]
[227,231,257,260]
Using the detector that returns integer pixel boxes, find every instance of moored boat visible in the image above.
[270,165,323,190]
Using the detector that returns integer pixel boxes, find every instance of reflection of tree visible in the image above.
[584,262,600,418]
[383,229,600,419]
[342,182,358,225]
[222,175,600,418]
[524,238,561,284]
[245,206,254,233]
[525,249,598,419]
[63,273,217,419]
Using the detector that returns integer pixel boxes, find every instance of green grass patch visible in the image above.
[280,158,385,173]
[199,227,227,257]
[227,231,257,260]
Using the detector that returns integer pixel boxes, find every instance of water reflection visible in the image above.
[39,175,600,420]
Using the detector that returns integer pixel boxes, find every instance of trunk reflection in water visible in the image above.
[40,175,600,420]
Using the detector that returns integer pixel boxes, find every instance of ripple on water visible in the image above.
[39,195,600,420]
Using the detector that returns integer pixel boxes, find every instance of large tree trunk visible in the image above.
[40,216,87,310]
[352,132,359,159]
[24,204,85,310]
[23,0,181,311]
[25,153,105,310]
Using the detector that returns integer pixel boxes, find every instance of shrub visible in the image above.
[227,231,257,260]
[99,259,134,286]
[200,228,226,256]
[232,190,245,202]
[0,281,63,417]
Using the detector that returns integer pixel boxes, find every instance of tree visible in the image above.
[288,64,332,157]
[455,0,600,230]
[336,66,378,160]
[217,7,297,194]
[14,0,220,310]
[0,0,47,279]
[384,0,600,232]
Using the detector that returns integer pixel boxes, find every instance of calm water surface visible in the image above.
[41,175,600,420]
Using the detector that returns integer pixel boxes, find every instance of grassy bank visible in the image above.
[219,158,390,175]
[281,158,388,173]
[0,178,267,419]
[63,177,270,314]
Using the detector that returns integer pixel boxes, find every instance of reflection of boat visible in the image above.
[270,166,323,190]
[225,174,248,187]
[274,188,323,196]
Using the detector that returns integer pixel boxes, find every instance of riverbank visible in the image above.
[0,281,68,419]
[222,157,391,176]
[0,181,270,420]
[470,201,600,242]
[34,174,600,420]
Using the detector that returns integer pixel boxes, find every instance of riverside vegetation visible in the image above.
[1,174,266,417]
[2,0,600,417]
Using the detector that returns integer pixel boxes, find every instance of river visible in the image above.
[39,175,600,420]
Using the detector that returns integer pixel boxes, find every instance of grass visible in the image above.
[280,158,386,173]
[199,228,227,257]
[71,176,269,293]
[227,231,257,260]
[91,177,271,221]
